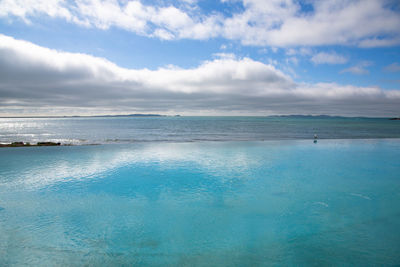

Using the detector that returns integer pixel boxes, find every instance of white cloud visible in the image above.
[271,47,278,53]
[0,0,73,23]
[341,61,373,75]
[384,62,400,72]
[358,37,400,48]
[152,28,175,40]
[0,0,399,47]
[0,34,399,117]
[285,47,312,57]
[287,56,299,65]
[212,52,236,60]
[285,48,297,56]
[299,48,312,56]
[341,66,369,75]
[220,0,400,47]
[311,52,348,64]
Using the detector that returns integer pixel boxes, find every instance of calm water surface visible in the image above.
[1,140,400,266]
[1,116,399,144]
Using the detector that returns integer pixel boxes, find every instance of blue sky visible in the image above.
[0,0,400,116]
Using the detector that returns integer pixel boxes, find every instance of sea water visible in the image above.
[1,140,400,266]
[1,116,399,144]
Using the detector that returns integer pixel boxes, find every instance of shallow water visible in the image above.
[1,140,400,266]
[1,116,399,144]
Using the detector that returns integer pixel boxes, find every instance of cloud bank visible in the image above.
[1,0,400,47]
[0,34,399,116]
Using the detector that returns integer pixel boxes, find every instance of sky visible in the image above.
[0,0,400,117]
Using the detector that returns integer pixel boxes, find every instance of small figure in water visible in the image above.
[313,134,318,143]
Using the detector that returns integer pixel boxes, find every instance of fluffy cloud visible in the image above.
[311,52,348,65]
[1,34,399,116]
[1,0,400,47]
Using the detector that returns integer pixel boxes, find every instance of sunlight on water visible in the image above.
[1,140,400,266]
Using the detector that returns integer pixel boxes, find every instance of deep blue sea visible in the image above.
[1,117,400,266]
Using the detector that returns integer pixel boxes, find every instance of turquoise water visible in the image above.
[1,140,400,265]
[1,116,399,144]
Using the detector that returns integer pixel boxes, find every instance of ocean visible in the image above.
[0,117,400,266]
[0,116,399,144]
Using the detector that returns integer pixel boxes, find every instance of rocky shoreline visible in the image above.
[0,142,61,147]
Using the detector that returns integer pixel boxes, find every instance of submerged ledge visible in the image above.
[0,142,104,147]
